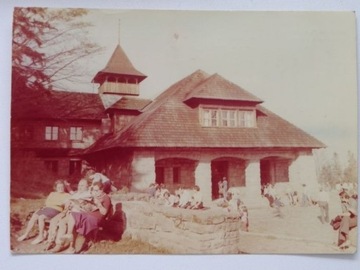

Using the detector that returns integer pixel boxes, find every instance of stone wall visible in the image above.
[115,200,243,254]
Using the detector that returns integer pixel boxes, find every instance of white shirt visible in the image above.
[89,173,110,184]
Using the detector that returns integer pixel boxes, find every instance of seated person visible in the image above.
[45,179,92,251]
[189,185,203,209]
[87,168,113,194]
[147,183,158,198]
[17,180,70,245]
[159,191,179,207]
[62,182,112,253]
[177,188,192,208]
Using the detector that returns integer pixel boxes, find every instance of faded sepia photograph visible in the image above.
[10,8,357,255]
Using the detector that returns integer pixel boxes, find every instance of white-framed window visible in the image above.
[70,127,83,141]
[221,110,229,127]
[201,107,256,128]
[238,110,255,127]
[45,126,59,140]
[202,108,219,127]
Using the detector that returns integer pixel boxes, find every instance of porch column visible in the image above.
[195,161,212,204]
[289,154,318,192]
[244,160,263,207]
[131,152,155,192]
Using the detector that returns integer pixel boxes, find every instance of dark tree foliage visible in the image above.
[12,7,102,93]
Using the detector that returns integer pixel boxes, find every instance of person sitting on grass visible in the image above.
[162,191,179,207]
[45,178,92,252]
[177,187,192,208]
[61,182,112,253]
[189,185,204,209]
[17,180,71,245]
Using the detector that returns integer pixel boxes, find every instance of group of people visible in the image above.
[261,181,358,250]
[148,181,249,231]
[148,183,204,210]
[16,168,114,253]
[261,183,317,209]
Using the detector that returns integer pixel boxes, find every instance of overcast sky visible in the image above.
[65,9,357,164]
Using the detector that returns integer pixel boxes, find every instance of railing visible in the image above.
[99,82,139,95]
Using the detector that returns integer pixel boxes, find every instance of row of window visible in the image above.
[45,126,83,141]
[201,108,256,128]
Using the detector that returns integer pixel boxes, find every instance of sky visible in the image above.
[61,9,357,165]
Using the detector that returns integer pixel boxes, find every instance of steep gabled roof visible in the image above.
[92,45,146,83]
[12,89,106,121]
[184,73,263,103]
[83,70,325,154]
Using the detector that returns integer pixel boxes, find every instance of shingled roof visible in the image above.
[83,70,325,153]
[105,96,152,112]
[92,45,147,83]
[12,89,106,121]
[184,73,263,103]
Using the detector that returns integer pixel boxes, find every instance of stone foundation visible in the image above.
[116,200,244,254]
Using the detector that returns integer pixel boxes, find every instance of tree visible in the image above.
[12,7,102,92]
[317,152,344,188]
[330,152,343,185]
[343,151,357,184]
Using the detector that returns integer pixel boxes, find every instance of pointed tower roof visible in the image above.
[92,44,147,84]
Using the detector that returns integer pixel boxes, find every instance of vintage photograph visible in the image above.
[10,8,357,254]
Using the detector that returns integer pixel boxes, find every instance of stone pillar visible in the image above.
[244,160,263,207]
[195,161,212,204]
[131,151,155,192]
[289,154,318,192]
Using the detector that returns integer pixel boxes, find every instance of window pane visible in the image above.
[244,111,254,127]
[52,127,59,140]
[203,110,211,127]
[211,110,218,126]
[238,111,245,127]
[221,110,228,127]
[70,127,83,140]
[45,126,58,140]
[45,126,52,140]
[76,127,83,140]
[70,127,75,140]
[229,110,236,127]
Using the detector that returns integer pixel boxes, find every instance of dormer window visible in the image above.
[201,107,256,128]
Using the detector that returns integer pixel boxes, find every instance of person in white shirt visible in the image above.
[190,185,203,209]
[178,188,192,208]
